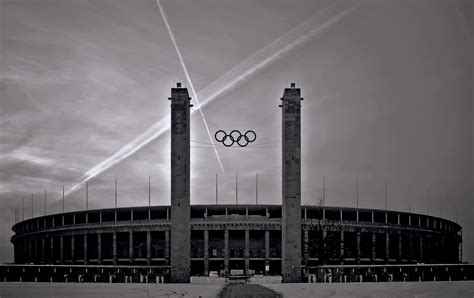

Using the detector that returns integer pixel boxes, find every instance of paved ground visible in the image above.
[265,281,474,297]
[1,281,474,297]
[0,282,223,297]
[218,283,281,298]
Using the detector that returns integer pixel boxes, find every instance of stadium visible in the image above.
[9,204,464,281]
[6,84,471,283]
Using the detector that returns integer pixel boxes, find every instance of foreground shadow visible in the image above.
[218,283,282,298]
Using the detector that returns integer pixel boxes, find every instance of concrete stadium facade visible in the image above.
[8,84,465,283]
[9,204,463,282]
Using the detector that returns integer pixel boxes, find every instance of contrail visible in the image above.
[156,0,225,172]
[64,2,358,197]
[196,3,358,106]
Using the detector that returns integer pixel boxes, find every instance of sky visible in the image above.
[0,0,472,263]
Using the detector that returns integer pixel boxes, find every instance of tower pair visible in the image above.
[169,82,302,283]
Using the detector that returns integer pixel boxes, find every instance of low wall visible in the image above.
[1,264,472,283]
[306,264,474,283]
[0,264,169,283]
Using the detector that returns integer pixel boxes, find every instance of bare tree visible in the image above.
[302,199,342,265]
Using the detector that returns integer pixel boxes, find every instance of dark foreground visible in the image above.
[218,284,281,298]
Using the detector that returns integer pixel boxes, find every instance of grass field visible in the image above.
[0,281,473,297]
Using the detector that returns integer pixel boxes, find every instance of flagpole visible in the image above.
[408,184,411,213]
[256,173,258,205]
[31,193,34,218]
[235,173,238,204]
[86,181,88,210]
[115,178,117,208]
[322,176,325,207]
[356,178,359,208]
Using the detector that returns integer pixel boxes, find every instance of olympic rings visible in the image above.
[214,130,257,147]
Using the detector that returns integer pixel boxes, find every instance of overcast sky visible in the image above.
[0,0,472,263]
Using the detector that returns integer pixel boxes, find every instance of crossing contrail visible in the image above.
[195,3,358,107]
[156,0,224,173]
[64,2,358,197]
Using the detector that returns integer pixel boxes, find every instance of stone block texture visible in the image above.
[169,85,191,283]
[281,85,302,282]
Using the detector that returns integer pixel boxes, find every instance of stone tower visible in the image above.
[281,83,302,282]
[169,82,191,283]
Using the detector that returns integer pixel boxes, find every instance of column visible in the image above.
[245,229,249,273]
[31,239,35,263]
[32,239,40,263]
[50,237,54,261]
[385,232,390,262]
[26,240,29,263]
[340,231,344,263]
[371,233,376,262]
[84,234,88,264]
[322,230,327,264]
[24,240,28,263]
[398,233,402,261]
[265,230,270,275]
[420,236,423,262]
[97,233,102,264]
[112,232,117,265]
[129,231,133,263]
[356,232,361,264]
[204,230,209,276]
[20,241,23,264]
[440,235,445,262]
[30,240,33,262]
[71,235,75,263]
[146,231,151,265]
[41,238,45,263]
[60,236,64,264]
[224,229,229,274]
[165,230,170,265]
[29,240,32,263]
[408,233,413,262]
